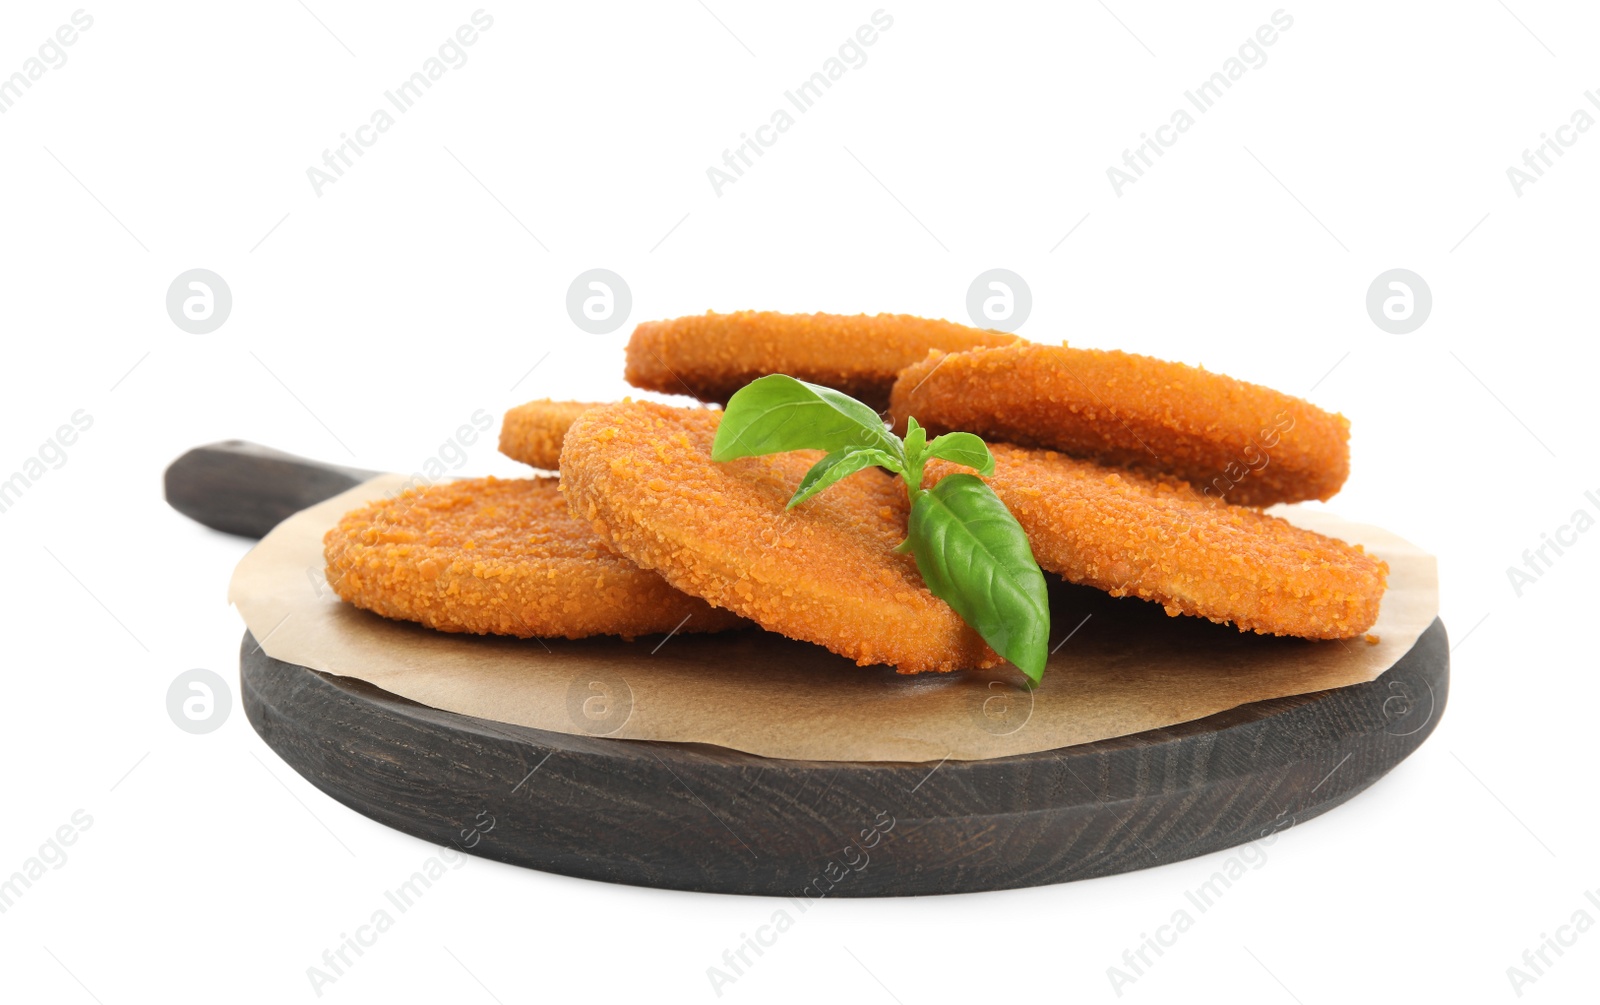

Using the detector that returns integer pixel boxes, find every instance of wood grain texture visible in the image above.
[241,620,1446,896]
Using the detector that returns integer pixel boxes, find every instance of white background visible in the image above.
[1,1,1596,1002]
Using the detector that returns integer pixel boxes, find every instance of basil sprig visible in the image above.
[712,374,1051,682]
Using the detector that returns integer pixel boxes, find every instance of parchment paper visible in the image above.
[229,475,1438,763]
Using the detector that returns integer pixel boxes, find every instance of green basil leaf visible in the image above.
[907,474,1050,682]
[712,374,900,461]
[923,431,995,476]
[902,416,926,466]
[788,447,902,509]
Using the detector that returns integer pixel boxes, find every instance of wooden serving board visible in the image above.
[171,442,1448,897]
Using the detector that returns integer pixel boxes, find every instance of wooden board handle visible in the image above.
[165,440,377,540]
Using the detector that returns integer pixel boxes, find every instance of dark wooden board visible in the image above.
[241,623,1446,896]
[165,441,376,538]
[174,441,1449,896]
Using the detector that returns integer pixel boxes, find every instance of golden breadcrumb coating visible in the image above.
[324,476,743,639]
[927,445,1388,639]
[624,311,1017,411]
[558,401,999,673]
[892,342,1351,506]
[499,399,603,470]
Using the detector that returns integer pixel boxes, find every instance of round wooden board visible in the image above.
[170,440,1449,897]
[241,619,1447,897]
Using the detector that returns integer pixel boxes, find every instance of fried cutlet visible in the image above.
[624,311,1017,411]
[927,444,1387,639]
[499,399,602,470]
[558,401,999,672]
[323,476,744,639]
[892,342,1350,506]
